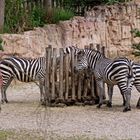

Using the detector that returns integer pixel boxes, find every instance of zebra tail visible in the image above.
[127,60,135,88]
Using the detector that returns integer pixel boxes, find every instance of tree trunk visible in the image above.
[43,0,52,13]
[0,0,5,33]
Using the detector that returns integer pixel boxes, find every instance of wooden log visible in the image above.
[45,46,52,105]
[89,43,94,49]
[101,46,105,56]
[77,74,82,101]
[64,53,69,100]
[59,48,64,101]
[90,74,96,99]
[51,48,57,100]
[71,49,76,101]
[83,77,88,99]
[96,44,100,51]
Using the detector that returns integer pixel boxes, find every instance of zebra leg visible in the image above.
[1,86,8,103]
[39,80,45,105]
[106,85,113,108]
[96,80,104,108]
[1,77,13,103]
[121,92,126,106]
[136,97,140,109]
[123,90,131,112]
[135,85,140,108]
[1,87,5,103]
[118,86,126,106]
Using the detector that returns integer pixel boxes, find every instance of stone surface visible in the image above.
[0,1,140,60]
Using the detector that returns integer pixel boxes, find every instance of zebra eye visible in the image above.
[77,50,84,56]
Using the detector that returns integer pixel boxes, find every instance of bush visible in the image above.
[4,0,131,33]
[4,0,46,33]
[131,28,140,57]
[51,8,74,24]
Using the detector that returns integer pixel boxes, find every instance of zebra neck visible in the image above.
[87,52,103,69]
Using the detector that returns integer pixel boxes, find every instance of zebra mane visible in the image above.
[84,48,106,58]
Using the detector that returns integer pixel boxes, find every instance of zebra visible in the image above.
[123,62,140,108]
[74,48,135,112]
[63,46,140,108]
[0,56,46,104]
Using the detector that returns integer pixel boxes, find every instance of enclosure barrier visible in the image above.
[44,44,106,106]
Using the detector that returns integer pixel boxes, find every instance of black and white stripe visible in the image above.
[74,48,134,112]
[63,46,81,55]
[0,57,45,103]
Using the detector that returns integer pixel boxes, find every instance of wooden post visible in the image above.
[96,44,100,51]
[101,46,105,56]
[77,74,82,101]
[59,48,64,101]
[83,77,88,99]
[45,46,52,105]
[101,46,106,100]
[51,48,57,101]
[64,53,69,100]
[71,49,76,101]
[89,43,94,49]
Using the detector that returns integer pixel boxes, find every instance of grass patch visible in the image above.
[0,130,44,140]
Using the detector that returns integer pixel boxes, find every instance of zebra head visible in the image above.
[74,50,89,72]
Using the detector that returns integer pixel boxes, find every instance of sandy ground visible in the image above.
[0,82,140,140]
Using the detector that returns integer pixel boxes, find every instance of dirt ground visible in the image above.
[0,82,140,140]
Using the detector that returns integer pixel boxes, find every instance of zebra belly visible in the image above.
[16,73,36,82]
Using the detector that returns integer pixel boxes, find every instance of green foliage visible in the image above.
[132,43,140,57]
[131,28,140,38]
[131,28,140,57]
[51,8,74,24]
[4,0,132,33]
[4,0,46,33]
[103,0,129,5]
[29,6,46,27]
[0,38,4,51]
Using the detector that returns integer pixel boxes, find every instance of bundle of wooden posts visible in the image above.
[44,44,106,106]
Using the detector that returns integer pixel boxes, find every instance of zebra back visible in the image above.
[0,57,45,83]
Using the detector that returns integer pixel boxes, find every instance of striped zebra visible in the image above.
[0,57,46,104]
[125,62,140,108]
[63,46,140,109]
[63,46,80,55]
[74,48,135,112]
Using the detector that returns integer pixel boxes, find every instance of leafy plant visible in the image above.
[51,8,74,24]
[131,28,140,38]
[4,0,132,33]
[4,0,46,33]
[0,38,4,51]
[131,28,140,57]
[29,6,46,27]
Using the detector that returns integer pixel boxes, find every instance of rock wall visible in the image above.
[1,1,140,59]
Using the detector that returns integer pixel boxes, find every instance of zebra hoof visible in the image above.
[106,102,112,108]
[123,102,126,106]
[96,104,102,108]
[136,105,140,109]
[123,107,131,112]
[5,100,8,103]
[41,101,46,106]
[1,100,5,104]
